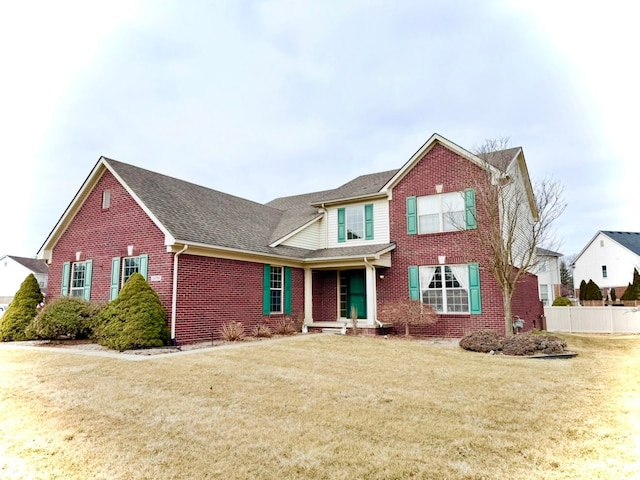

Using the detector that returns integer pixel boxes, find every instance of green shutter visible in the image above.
[110,257,121,300]
[139,254,149,280]
[406,197,417,235]
[263,264,271,315]
[408,266,420,301]
[364,204,374,240]
[468,262,481,314]
[61,261,70,297]
[83,260,93,301]
[337,208,346,243]
[284,267,292,315]
[465,189,477,230]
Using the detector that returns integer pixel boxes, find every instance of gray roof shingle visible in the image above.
[105,159,397,260]
[8,256,48,274]
[602,231,640,256]
[477,147,521,172]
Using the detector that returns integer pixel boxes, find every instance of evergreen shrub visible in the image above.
[0,274,44,341]
[96,273,169,351]
[551,296,572,306]
[25,297,102,340]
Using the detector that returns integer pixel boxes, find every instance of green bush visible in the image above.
[25,297,103,340]
[95,273,169,351]
[0,274,44,341]
[585,279,602,301]
[552,296,572,306]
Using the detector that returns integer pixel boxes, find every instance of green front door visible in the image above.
[347,270,366,319]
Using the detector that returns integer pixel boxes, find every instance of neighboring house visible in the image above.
[37,133,543,345]
[0,255,48,304]
[534,247,562,305]
[572,231,640,300]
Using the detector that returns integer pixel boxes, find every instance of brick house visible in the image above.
[37,133,543,344]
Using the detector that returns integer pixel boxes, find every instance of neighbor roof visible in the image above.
[602,231,640,256]
[536,247,563,257]
[4,255,48,274]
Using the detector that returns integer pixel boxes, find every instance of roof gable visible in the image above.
[1,255,48,274]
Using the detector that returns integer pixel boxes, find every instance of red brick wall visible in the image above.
[47,169,174,312]
[175,255,304,344]
[381,142,508,337]
[512,272,544,331]
[312,270,338,321]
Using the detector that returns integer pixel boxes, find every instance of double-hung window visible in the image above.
[110,254,149,300]
[263,265,292,315]
[407,189,476,234]
[61,260,93,300]
[337,204,374,242]
[418,192,465,233]
[408,263,481,314]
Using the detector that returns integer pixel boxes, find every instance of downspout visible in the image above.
[171,244,189,345]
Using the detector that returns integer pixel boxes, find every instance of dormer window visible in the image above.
[337,204,374,242]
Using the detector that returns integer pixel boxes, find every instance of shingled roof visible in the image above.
[5,256,48,274]
[105,159,395,260]
[477,147,522,172]
[602,231,640,256]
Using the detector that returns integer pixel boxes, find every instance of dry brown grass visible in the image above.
[0,333,639,479]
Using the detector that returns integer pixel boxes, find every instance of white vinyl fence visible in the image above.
[544,306,640,334]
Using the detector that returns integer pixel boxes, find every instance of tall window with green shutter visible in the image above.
[263,265,292,315]
[61,260,93,300]
[406,189,476,235]
[109,254,149,300]
[337,204,374,242]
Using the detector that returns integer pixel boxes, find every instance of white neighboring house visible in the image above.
[572,231,640,300]
[0,255,48,304]
[534,247,562,305]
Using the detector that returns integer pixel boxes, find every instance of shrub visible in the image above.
[25,297,102,340]
[0,274,44,341]
[609,288,617,302]
[220,322,245,341]
[579,280,587,301]
[95,273,169,351]
[585,279,602,301]
[252,324,272,338]
[501,333,566,356]
[552,296,572,306]
[380,299,438,337]
[459,330,502,353]
[273,316,296,335]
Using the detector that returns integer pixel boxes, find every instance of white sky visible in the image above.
[1,0,638,258]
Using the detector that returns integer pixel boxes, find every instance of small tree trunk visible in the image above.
[503,290,514,337]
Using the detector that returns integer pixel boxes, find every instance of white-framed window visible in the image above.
[270,266,283,313]
[417,192,465,234]
[419,265,470,313]
[71,262,87,298]
[540,284,549,306]
[110,254,148,300]
[345,206,364,240]
[122,256,141,285]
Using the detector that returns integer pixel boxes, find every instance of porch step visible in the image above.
[322,327,345,334]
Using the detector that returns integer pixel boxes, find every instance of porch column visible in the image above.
[304,268,313,324]
[365,264,377,326]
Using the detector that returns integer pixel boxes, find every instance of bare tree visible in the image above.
[380,299,438,337]
[471,138,566,335]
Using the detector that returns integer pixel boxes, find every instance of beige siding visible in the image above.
[282,219,324,250]
[327,199,390,249]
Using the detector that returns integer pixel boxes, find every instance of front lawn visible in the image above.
[0,334,638,479]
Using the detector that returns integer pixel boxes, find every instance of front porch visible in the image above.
[305,321,395,336]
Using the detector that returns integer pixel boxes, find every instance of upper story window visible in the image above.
[338,204,374,243]
[418,192,465,233]
[407,189,476,235]
[602,265,608,278]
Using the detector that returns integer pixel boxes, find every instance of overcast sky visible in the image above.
[1,0,638,260]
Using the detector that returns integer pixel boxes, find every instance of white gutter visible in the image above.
[171,244,189,344]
